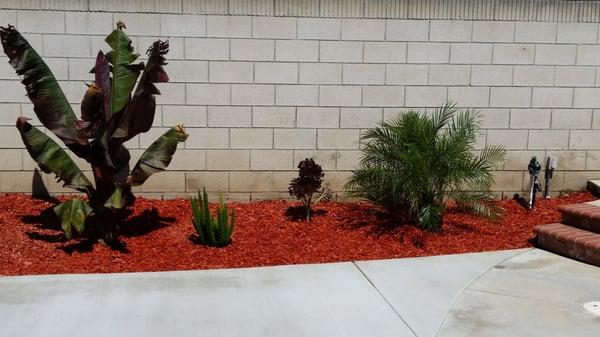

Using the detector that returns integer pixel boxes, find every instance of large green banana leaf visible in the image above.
[0,25,83,147]
[54,199,92,239]
[112,40,169,142]
[17,117,92,192]
[128,126,188,186]
[105,23,144,117]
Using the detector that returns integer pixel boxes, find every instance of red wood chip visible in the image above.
[0,192,594,276]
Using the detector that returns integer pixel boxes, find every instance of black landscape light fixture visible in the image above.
[527,156,542,209]
[544,156,558,199]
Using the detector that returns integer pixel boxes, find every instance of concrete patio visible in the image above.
[1,248,599,337]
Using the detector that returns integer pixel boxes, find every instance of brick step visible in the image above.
[558,202,600,234]
[534,223,600,267]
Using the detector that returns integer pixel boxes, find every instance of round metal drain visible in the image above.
[583,302,600,317]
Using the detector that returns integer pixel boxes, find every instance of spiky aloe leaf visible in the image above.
[112,40,169,142]
[128,125,188,186]
[105,22,143,117]
[17,117,92,192]
[53,199,92,239]
[0,25,84,147]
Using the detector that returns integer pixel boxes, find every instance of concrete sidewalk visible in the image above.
[1,249,598,337]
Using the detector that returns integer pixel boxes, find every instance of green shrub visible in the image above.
[345,102,505,231]
[191,189,235,247]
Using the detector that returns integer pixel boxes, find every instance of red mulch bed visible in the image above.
[0,192,595,276]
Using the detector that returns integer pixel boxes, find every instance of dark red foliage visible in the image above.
[0,192,594,276]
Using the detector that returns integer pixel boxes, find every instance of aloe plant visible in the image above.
[0,22,188,246]
[191,189,235,247]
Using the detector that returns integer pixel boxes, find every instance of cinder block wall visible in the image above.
[2,0,600,200]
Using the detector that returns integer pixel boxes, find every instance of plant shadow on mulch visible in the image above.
[284,205,328,222]
[21,204,175,254]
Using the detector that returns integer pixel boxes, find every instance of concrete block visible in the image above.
[207,16,251,38]
[230,128,273,149]
[297,107,339,128]
[532,88,573,108]
[0,171,38,192]
[252,107,296,128]
[323,171,353,191]
[546,150,586,170]
[320,41,363,63]
[163,105,207,127]
[473,22,515,42]
[407,43,450,64]
[168,149,206,170]
[576,45,600,65]
[554,66,595,87]
[386,19,429,41]
[292,150,337,170]
[231,84,275,105]
[250,150,293,170]
[230,171,272,192]
[65,12,112,35]
[573,88,600,108]
[490,87,531,108]
[428,65,470,85]
[113,13,160,35]
[448,87,490,108]
[43,35,90,57]
[185,127,229,149]
[513,66,554,86]
[362,86,404,107]
[231,39,274,61]
[160,14,206,37]
[405,86,446,107]
[487,130,528,149]
[586,152,600,170]
[0,81,26,103]
[274,129,316,149]
[155,83,185,105]
[0,103,21,125]
[336,150,361,170]
[299,63,342,84]
[341,19,385,41]
[450,43,493,64]
[480,108,510,129]
[185,38,229,60]
[166,60,208,83]
[515,22,557,43]
[551,109,592,129]
[317,129,360,149]
[491,171,524,191]
[535,45,576,65]
[557,23,598,44]
[342,64,385,85]
[17,10,64,33]
[529,130,569,150]
[593,110,600,129]
[429,21,472,42]
[186,84,230,105]
[276,85,318,106]
[185,172,229,192]
[509,109,551,129]
[570,130,600,150]
[209,61,253,83]
[503,151,545,170]
[252,17,295,39]
[363,42,406,63]
[275,40,319,62]
[319,86,362,107]
[297,18,341,40]
[21,33,42,52]
[256,63,298,84]
[564,171,600,190]
[0,149,22,170]
[340,108,382,128]
[134,172,185,193]
[206,150,250,170]
[0,10,16,26]
[42,58,68,80]
[67,58,94,81]
[386,64,428,85]
[493,44,534,64]
[208,106,251,127]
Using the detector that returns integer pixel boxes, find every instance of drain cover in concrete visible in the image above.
[583,302,600,317]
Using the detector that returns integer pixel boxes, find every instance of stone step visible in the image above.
[534,223,600,267]
[558,202,600,234]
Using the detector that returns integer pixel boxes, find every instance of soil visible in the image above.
[0,192,594,276]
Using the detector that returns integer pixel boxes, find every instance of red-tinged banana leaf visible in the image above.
[0,25,84,147]
[77,83,103,139]
[93,50,111,120]
[17,117,92,193]
[111,40,169,142]
[104,185,135,209]
[53,198,92,239]
[104,22,144,117]
[128,125,188,186]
